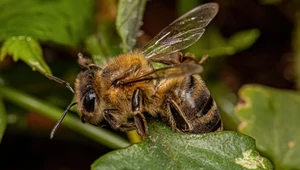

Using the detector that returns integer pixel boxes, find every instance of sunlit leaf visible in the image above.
[92,120,273,170]
[0,36,51,74]
[116,0,147,52]
[235,85,300,169]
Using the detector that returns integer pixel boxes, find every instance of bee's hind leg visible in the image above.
[166,98,191,133]
[132,88,148,140]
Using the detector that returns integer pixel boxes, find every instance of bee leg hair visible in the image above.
[132,88,148,140]
[104,109,136,132]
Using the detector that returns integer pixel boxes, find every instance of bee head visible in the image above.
[75,66,104,126]
[48,54,104,139]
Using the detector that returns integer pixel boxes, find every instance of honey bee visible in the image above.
[47,2,222,140]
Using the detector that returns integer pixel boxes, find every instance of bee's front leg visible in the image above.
[104,109,135,132]
[132,88,148,140]
[103,109,122,130]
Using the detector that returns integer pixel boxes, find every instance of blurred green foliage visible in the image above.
[0,37,51,74]
[85,21,123,65]
[188,28,260,58]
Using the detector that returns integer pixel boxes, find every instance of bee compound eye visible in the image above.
[83,90,96,112]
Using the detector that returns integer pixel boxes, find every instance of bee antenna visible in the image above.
[45,74,75,94]
[50,102,77,139]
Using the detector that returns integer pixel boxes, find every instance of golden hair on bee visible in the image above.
[47,2,222,140]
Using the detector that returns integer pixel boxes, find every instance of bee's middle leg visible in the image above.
[132,88,148,140]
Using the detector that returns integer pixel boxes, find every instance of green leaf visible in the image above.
[0,0,95,74]
[92,120,273,170]
[235,85,300,169]
[0,36,51,74]
[0,0,95,47]
[116,0,147,52]
[0,95,7,143]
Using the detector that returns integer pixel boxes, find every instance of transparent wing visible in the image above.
[142,3,219,60]
[119,61,203,85]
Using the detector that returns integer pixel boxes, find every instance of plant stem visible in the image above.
[126,130,142,144]
[0,85,130,149]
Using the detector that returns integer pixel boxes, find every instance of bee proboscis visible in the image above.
[47,2,222,140]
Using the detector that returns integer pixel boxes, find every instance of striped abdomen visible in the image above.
[169,75,222,133]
